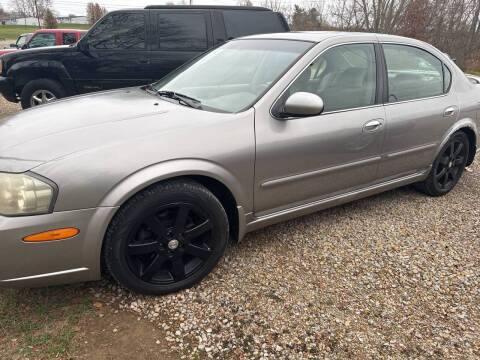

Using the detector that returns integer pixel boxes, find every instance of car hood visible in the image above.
[1,45,70,62]
[0,87,215,173]
[0,48,19,56]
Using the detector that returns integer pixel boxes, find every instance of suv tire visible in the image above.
[20,78,67,109]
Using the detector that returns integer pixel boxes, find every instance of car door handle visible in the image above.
[443,106,457,117]
[363,119,383,132]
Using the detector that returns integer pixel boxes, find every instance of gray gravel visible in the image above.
[113,161,479,359]
[2,97,479,358]
[0,96,21,119]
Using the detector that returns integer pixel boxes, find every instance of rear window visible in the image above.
[63,33,77,45]
[222,10,286,39]
[156,13,207,51]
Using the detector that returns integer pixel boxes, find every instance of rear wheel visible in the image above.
[20,78,66,109]
[104,180,229,295]
[416,132,469,196]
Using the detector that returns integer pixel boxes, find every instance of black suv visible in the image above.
[0,6,289,109]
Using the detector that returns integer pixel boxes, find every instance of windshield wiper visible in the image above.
[156,90,202,109]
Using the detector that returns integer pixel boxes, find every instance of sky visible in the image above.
[1,0,249,16]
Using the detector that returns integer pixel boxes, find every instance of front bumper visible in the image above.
[0,206,118,288]
[0,75,17,103]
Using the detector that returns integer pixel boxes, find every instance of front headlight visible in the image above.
[0,173,56,216]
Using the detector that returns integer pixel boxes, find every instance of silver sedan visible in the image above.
[0,32,478,294]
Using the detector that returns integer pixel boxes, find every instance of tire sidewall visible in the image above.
[105,181,229,295]
[20,78,66,109]
[430,132,469,195]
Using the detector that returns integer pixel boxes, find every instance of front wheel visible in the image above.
[416,131,469,196]
[20,78,66,109]
[104,180,229,295]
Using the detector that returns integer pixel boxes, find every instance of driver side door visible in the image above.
[254,43,386,214]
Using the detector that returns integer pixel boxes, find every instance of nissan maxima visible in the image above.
[0,32,478,295]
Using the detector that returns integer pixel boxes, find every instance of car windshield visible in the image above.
[153,39,313,113]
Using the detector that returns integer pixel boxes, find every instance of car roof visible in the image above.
[20,33,33,36]
[241,31,426,45]
[144,5,271,10]
[33,29,87,34]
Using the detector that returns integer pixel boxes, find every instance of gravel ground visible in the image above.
[1,97,479,359]
[110,162,478,359]
[0,96,21,118]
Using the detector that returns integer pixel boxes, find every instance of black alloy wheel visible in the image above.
[126,202,214,284]
[104,180,229,295]
[416,131,469,196]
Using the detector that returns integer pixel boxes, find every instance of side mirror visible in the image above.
[77,39,90,53]
[283,92,324,117]
[10,43,17,48]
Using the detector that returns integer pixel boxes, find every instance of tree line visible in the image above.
[275,0,480,70]
[5,1,106,27]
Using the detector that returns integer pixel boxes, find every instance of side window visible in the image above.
[286,43,377,113]
[28,33,56,48]
[223,10,286,38]
[383,44,443,102]
[16,35,28,47]
[63,33,77,45]
[443,64,452,92]
[156,13,207,51]
[88,13,145,50]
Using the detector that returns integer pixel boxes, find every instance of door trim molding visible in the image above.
[384,142,437,159]
[248,170,428,232]
[260,156,382,189]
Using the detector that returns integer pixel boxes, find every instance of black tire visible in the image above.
[20,78,66,109]
[104,179,229,295]
[416,131,469,196]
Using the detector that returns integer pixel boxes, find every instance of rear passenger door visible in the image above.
[378,43,456,179]
[148,10,212,82]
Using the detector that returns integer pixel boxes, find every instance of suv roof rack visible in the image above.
[144,5,271,11]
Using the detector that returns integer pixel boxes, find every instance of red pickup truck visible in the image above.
[0,29,87,57]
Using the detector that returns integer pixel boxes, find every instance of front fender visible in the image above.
[98,158,249,241]
[7,60,74,93]
[99,158,247,210]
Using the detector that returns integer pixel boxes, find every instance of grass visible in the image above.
[0,24,90,40]
[0,285,93,359]
[466,70,480,76]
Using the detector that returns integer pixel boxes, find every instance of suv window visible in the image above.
[383,44,444,102]
[63,33,77,45]
[28,33,56,48]
[156,13,207,50]
[88,12,145,50]
[223,10,285,38]
[286,43,377,113]
[16,34,28,47]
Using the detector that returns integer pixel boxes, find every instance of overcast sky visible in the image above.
[1,0,251,16]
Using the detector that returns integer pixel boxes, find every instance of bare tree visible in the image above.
[9,0,52,20]
[86,2,107,25]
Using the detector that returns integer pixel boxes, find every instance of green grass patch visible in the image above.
[0,24,90,40]
[0,285,93,359]
[466,70,480,76]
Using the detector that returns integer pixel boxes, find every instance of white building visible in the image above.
[56,16,88,24]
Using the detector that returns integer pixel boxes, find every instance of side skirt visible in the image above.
[244,170,429,234]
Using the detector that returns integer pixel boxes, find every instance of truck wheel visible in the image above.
[20,78,66,109]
